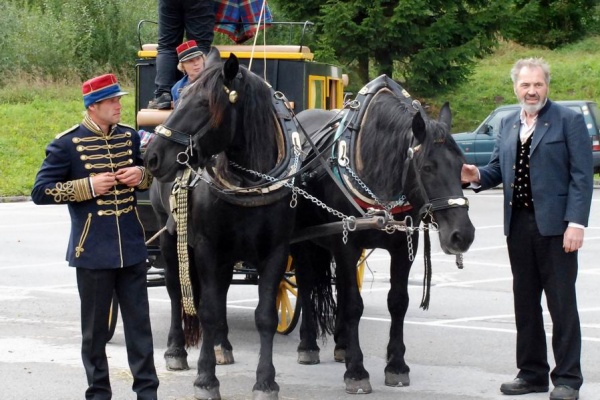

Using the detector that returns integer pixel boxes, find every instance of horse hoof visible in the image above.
[384,372,410,387]
[297,350,320,365]
[252,389,279,400]
[165,356,189,371]
[215,346,235,365]
[333,348,345,363]
[344,378,372,394]
[194,385,221,400]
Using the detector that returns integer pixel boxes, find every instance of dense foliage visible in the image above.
[2,0,599,95]
[504,0,600,49]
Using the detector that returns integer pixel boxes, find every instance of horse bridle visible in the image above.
[401,140,470,223]
[153,82,240,168]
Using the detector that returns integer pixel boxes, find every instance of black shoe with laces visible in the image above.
[148,92,172,109]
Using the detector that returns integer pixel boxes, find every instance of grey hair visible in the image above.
[510,57,551,84]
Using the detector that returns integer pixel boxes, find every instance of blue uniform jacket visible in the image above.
[31,116,153,269]
[477,99,593,236]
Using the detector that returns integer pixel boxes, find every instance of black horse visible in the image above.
[145,48,301,400]
[290,77,475,394]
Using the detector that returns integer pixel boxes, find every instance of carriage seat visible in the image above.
[137,108,172,128]
[138,44,314,61]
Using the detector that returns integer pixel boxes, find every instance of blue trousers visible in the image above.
[77,263,159,400]
[154,0,215,95]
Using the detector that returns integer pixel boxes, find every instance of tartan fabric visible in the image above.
[214,0,272,43]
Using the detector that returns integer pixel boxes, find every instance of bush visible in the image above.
[0,0,157,86]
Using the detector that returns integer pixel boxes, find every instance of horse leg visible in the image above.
[332,245,372,394]
[214,287,234,365]
[384,238,418,387]
[252,246,289,400]
[161,230,193,371]
[293,242,335,365]
[193,252,230,400]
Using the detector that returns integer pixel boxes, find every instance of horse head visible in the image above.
[145,48,275,182]
[404,103,475,254]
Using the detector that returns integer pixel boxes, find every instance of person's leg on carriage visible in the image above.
[149,0,214,109]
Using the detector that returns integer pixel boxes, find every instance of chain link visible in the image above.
[344,164,406,212]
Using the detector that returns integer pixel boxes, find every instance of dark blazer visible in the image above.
[32,118,152,269]
[477,99,593,236]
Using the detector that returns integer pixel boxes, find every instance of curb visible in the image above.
[0,196,31,203]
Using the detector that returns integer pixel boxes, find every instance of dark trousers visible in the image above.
[507,208,583,389]
[77,263,159,400]
[155,0,215,95]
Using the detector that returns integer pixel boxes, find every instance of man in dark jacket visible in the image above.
[32,73,159,400]
[462,58,592,400]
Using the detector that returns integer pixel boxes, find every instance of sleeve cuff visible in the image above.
[136,166,153,190]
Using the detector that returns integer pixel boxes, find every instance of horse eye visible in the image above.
[422,164,434,173]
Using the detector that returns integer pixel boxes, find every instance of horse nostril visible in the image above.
[450,228,474,252]
[145,153,158,171]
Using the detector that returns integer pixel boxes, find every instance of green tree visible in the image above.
[504,0,600,49]
[271,0,509,96]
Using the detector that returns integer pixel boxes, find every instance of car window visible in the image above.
[565,103,599,135]
[479,108,517,136]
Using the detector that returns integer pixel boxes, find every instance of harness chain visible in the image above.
[172,168,196,316]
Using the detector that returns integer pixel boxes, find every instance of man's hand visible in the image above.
[563,226,584,253]
[91,172,117,196]
[115,167,143,187]
[461,164,480,184]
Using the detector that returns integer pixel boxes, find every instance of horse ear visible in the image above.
[438,102,452,131]
[412,111,426,144]
[222,54,239,84]
[205,46,221,67]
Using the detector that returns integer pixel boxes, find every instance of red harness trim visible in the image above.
[353,197,413,214]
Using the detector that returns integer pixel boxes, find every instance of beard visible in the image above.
[519,95,546,115]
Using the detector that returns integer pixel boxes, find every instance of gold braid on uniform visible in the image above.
[173,168,196,316]
[45,178,94,203]
[137,166,153,190]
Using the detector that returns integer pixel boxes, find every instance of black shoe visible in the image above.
[550,385,579,400]
[500,378,549,395]
[148,92,172,109]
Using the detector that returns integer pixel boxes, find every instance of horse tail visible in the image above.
[301,244,337,337]
[311,263,336,337]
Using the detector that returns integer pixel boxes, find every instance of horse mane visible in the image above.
[190,62,278,178]
[358,91,464,200]
[358,91,414,199]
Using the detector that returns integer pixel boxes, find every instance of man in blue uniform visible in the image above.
[32,74,159,400]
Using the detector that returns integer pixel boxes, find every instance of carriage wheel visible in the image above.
[107,291,119,342]
[356,249,368,291]
[276,256,301,335]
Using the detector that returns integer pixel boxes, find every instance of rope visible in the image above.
[173,169,196,316]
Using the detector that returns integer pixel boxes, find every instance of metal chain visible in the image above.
[343,164,406,212]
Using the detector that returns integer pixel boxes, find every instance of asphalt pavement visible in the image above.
[1,190,600,400]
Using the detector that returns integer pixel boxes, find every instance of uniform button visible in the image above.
[509,201,512,206]
[510,183,514,188]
